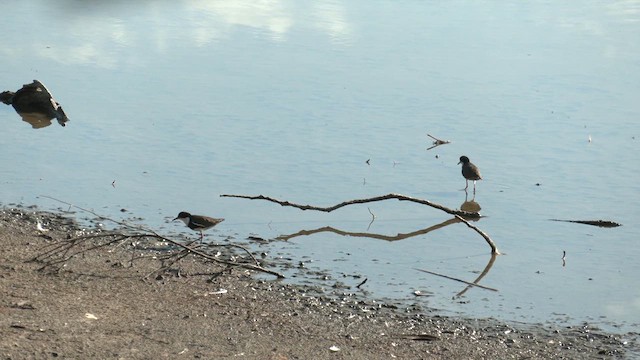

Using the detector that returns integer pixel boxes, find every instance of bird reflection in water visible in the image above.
[460,193,481,215]
[1,80,69,129]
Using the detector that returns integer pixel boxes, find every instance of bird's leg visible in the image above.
[464,180,469,191]
[199,231,204,243]
[473,181,477,194]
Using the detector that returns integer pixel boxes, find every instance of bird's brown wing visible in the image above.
[194,216,225,227]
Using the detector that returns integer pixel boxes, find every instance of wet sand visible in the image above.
[0,207,635,359]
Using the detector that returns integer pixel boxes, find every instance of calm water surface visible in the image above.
[1,1,639,333]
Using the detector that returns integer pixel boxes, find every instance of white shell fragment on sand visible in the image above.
[209,289,228,295]
[329,346,340,352]
[36,221,48,232]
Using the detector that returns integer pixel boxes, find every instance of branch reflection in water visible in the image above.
[453,253,498,298]
[275,216,498,296]
[276,217,459,242]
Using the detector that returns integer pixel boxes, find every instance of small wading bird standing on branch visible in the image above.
[173,211,224,242]
[458,155,482,193]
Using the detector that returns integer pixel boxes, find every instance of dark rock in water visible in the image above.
[1,80,69,128]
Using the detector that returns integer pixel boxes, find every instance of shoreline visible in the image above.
[1,206,635,359]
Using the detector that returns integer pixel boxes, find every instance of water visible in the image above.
[1,1,639,333]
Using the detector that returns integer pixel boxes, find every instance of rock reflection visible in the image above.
[1,80,69,129]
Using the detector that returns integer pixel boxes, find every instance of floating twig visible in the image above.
[549,219,621,228]
[426,134,451,150]
[356,278,368,289]
[366,207,376,231]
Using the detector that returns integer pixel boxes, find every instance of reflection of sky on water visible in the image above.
[1,1,639,334]
[9,1,638,68]
[1,1,353,69]
[2,0,637,90]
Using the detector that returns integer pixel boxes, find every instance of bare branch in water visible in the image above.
[220,193,480,218]
[222,193,499,253]
[454,215,500,255]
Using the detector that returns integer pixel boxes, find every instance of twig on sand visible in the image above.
[35,195,284,278]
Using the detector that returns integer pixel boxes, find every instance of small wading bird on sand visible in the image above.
[173,211,224,242]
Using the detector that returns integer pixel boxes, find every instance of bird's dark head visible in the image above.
[173,211,191,221]
[458,156,470,165]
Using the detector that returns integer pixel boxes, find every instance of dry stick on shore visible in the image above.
[33,233,143,268]
[34,226,284,278]
[36,196,284,278]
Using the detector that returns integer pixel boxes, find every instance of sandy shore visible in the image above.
[0,207,635,359]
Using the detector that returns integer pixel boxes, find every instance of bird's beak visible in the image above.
[457,160,461,165]
[172,217,178,221]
